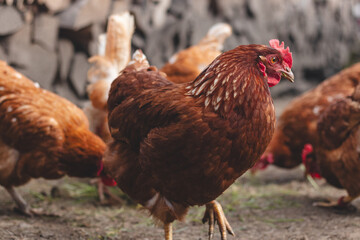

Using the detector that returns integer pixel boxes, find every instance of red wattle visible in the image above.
[97,160,117,186]
[97,161,104,177]
[101,175,117,186]
[310,172,322,179]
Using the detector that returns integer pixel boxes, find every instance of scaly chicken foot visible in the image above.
[164,222,173,240]
[313,195,357,210]
[6,186,42,217]
[202,200,235,240]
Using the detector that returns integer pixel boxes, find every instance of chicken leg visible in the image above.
[6,186,41,217]
[202,200,235,240]
[313,195,358,210]
[164,222,173,240]
[91,178,123,205]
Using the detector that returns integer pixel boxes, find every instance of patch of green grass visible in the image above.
[104,227,119,237]
[29,191,47,201]
[61,182,98,201]
[96,236,112,240]
[104,208,125,221]
[257,217,304,224]
[187,206,205,223]
[264,196,301,210]
[213,181,303,214]
[240,197,262,209]
[174,226,189,233]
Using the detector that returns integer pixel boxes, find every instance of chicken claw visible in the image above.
[202,200,235,240]
[14,206,43,217]
[313,195,357,212]
[6,186,42,217]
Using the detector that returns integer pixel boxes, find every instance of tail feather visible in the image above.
[87,12,135,85]
[198,23,232,51]
[97,34,107,57]
[317,87,360,149]
[105,12,135,72]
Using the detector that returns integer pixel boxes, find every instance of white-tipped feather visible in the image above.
[128,49,150,70]
[105,12,135,73]
[97,34,107,57]
[132,49,148,64]
[207,23,232,41]
[87,11,135,86]
[199,23,232,51]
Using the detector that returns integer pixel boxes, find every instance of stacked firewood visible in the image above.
[0,0,359,105]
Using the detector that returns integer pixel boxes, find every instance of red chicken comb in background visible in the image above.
[269,39,293,68]
[302,144,322,179]
[250,153,274,174]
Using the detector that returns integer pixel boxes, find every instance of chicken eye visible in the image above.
[270,56,278,64]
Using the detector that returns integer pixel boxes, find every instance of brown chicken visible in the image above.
[302,84,360,209]
[253,63,360,171]
[161,22,232,84]
[104,39,294,240]
[0,61,114,216]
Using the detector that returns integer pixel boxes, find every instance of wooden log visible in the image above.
[7,23,57,88]
[58,0,111,30]
[58,39,74,82]
[70,52,90,97]
[0,45,8,62]
[39,0,71,13]
[34,14,59,51]
[7,24,32,67]
[110,0,131,15]
[0,6,24,36]
[14,44,57,90]
[54,83,84,107]
[59,24,96,53]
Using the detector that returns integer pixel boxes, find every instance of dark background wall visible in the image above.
[0,0,359,105]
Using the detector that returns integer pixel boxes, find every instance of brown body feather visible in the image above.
[104,45,283,224]
[161,47,223,84]
[315,85,360,196]
[264,63,360,168]
[0,61,106,189]
[161,23,232,84]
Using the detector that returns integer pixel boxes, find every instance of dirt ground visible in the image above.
[1,165,360,240]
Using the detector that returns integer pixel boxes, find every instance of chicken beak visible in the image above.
[281,67,294,83]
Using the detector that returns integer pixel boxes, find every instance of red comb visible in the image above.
[269,39,293,68]
[301,144,322,179]
[301,144,313,164]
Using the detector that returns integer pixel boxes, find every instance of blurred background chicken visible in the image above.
[302,84,360,210]
[0,61,113,216]
[161,22,232,84]
[85,12,135,144]
[252,63,360,172]
[83,12,135,204]
[104,39,294,240]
